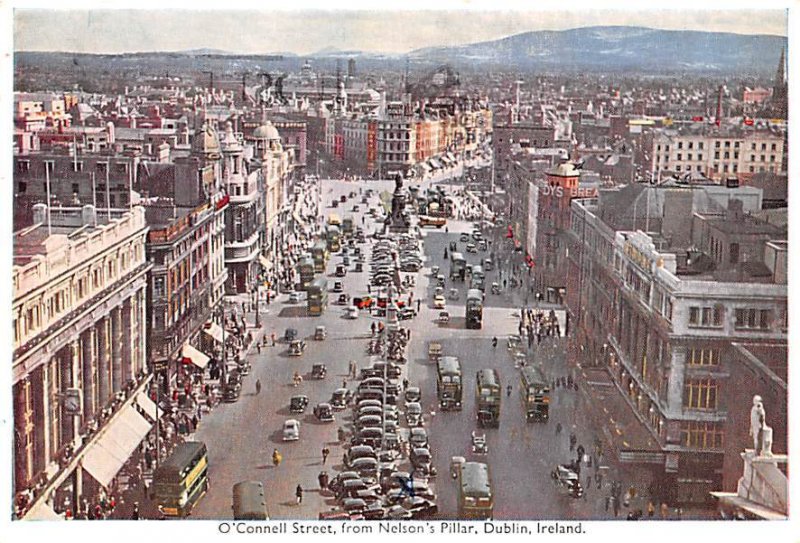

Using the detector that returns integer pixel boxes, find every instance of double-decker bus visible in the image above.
[436,356,462,411]
[328,213,342,226]
[232,481,269,520]
[449,252,466,280]
[297,256,315,291]
[476,368,501,428]
[520,365,550,422]
[457,462,493,519]
[471,265,485,291]
[311,240,328,273]
[342,216,354,235]
[307,276,328,316]
[153,441,209,518]
[466,289,483,329]
[326,225,341,252]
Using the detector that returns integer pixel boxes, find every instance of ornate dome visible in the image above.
[252,120,280,141]
[191,123,221,159]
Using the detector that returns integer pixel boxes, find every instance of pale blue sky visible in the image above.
[14,8,787,55]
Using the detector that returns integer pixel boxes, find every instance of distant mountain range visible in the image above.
[16,26,787,77]
[407,26,787,74]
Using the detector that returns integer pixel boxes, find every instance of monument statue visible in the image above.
[749,395,771,455]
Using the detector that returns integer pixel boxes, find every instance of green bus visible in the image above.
[312,241,328,273]
[466,289,483,329]
[307,276,328,316]
[153,441,209,518]
[520,365,550,422]
[476,368,501,428]
[436,356,462,411]
[232,481,269,520]
[458,462,493,519]
[326,225,341,252]
[297,256,315,291]
[342,216,354,236]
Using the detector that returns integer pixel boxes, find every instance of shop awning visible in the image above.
[259,255,272,270]
[202,322,224,344]
[419,162,432,172]
[24,500,62,520]
[446,152,457,162]
[429,159,442,169]
[81,406,152,488]
[439,156,452,166]
[135,391,158,421]
[292,211,303,225]
[182,343,210,369]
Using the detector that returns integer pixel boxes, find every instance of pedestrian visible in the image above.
[417,299,421,312]
[596,472,603,490]
[257,342,261,354]
[403,378,409,390]
[506,384,512,397]
[569,433,576,452]
[295,484,303,505]
[271,333,277,346]
[255,379,262,395]
[612,496,620,517]
[318,471,329,490]
[492,337,497,348]
[131,502,140,520]
[371,322,376,336]
[321,446,330,464]
[191,413,199,431]
[647,501,655,518]
[555,422,562,434]
[660,502,669,519]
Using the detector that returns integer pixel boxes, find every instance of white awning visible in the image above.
[182,343,210,369]
[419,162,432,172]
[259,255,272,271]
[135,391,158,420]
[292,211,304,225]
[24,500,62,520]
[81,406,152,488]
[446,152,457,162]
[202,322,224,344]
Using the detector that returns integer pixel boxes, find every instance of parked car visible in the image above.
[282,419,300,441]
[405,387,421,403]
[289,291,302,303]
[405,402,423,426]
[409,428,429,449]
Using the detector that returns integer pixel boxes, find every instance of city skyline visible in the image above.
[14,8,788,55]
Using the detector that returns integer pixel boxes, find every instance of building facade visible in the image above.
[565,191,787,505]
[13,204,151,518]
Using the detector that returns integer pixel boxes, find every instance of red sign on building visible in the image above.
[367,122,377,167]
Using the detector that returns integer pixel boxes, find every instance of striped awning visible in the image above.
[182,343,210,369]
[24,500,62,520]
[81,406,152,488]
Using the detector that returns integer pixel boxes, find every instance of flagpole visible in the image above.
[45,165,52,236]
[105,163,111,220]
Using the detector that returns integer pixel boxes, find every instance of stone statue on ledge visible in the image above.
[749,395,773,456]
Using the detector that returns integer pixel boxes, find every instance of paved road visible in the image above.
[189,176,646,520]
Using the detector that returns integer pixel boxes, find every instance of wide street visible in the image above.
[189,176,636,520]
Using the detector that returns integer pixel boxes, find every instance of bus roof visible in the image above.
[466,289,483,300]
[438,356,461,375]
[155,441,206,478]
[450,252,465,261]
[477,368,500,388]
[521,365,547,387]
[308,276,328,289]
[232,481,268,520]
[460,462,491,496]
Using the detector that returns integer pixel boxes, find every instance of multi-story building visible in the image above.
[565,186,787,505]
[647,127,785,181]
[220,121,263,294]
[140,123,228,394]
[14,92,71,131]
[13,204,152,519]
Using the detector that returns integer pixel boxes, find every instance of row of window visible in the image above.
[680,420,724,450]
[658,140,779,152]
[688,305,778,331]
[684,377,718,409]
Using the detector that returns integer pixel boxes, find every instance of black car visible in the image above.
[284,328,298,342]
[290,395,309,413]
[222,385,241,403]
[403,497,438,519]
